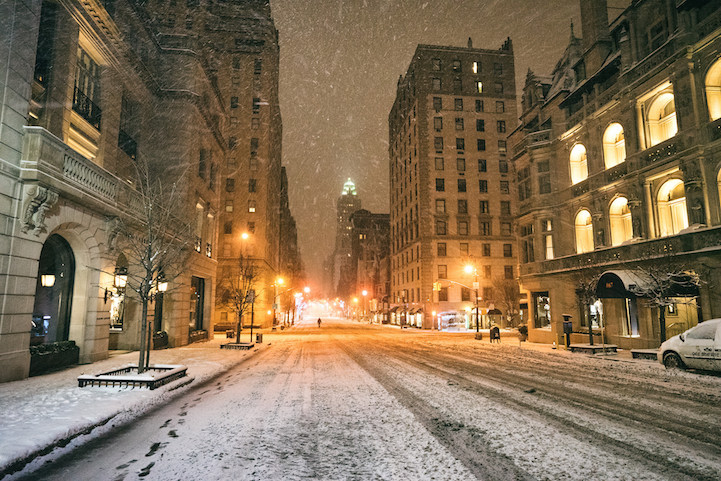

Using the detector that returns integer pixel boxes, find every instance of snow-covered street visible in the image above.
[7,317,721,480]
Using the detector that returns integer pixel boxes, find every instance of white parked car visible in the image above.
[658,318,721,371]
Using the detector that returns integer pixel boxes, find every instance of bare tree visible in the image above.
[113,157,193,373]
[218,253,257,343]
[573,269,602,345]
[628,263,701,342]
[492,278,521,327]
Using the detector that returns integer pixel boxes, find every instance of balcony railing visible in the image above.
[72,87,102,130]
[520,226,721,276]
[21,126,139,215]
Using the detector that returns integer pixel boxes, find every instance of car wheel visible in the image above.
[663,352,685,370]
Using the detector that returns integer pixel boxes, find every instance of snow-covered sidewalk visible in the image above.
[0,334,264,477]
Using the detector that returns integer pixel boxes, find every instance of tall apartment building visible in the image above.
[0,0,285,381]
[389,40,518,329]
[510,0,721,348]
[326,179,362,298]
[204,0,285,329]
[349,209,390,320]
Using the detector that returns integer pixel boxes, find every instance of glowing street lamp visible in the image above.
[465,263,480,333]
[304,286,311,294]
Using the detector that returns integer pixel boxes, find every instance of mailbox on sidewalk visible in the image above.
[562,314,573,348]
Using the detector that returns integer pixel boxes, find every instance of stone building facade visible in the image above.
[349,209,390,321]
[510,0,721,348]
[0,0,285,381]
[389,40,518,329]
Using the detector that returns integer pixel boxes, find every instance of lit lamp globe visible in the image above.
[464,264,474,274]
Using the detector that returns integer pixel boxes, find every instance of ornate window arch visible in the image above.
[570,144,588,184]
[705,57,721,121]
[575,209,594,253]
[657,179,688,236]
[602,123,626,168]
[646,93,677,147]
[609,197,633,246]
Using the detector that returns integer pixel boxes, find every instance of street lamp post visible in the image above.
[465,264,480,333]
[362,289,368,320]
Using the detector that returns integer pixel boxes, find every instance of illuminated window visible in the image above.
[657,179,688,236]
[569,144,588,184]
[706,58,721,121]
[609,197,633,246]
[575,209,594,253]
[603,123,626,168]
[248,200,256,213]
[639,84,678,148]
[472,61,479,74]
[476,81,483,93]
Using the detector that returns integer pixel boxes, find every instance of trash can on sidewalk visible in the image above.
[256,333,263,343]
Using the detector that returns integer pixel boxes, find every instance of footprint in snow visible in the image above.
[168,430,179,438]
[138,462,155,477]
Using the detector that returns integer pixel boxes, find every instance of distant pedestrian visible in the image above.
[317,318,322,328]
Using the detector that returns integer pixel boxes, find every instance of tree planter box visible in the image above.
[29,341,79,376]
[220,342,255,350]
[78,364,187,389]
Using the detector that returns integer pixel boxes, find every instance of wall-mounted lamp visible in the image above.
[114,266,128,289]
[41,274,55,288]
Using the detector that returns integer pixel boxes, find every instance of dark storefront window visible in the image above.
[189,276,205,331]
[533,292,550,328]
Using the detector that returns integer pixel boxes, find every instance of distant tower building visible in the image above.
[389,39,518,329]
[331,179,362,297]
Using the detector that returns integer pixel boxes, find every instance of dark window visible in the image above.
[233,57,241,69]
[456,158,466,171]
[248,221,256,233]
[461,287,471,301]
[453,78,462,92]
[437,242,447,256]
[250,137,259,156]
[479,180,488,193]
[497,120,506,133]
[225,178,235,192]
[224,221,233,235]
[198,150,207,179]
[475,99,484,112]
[494,63,503,76]
[454,98,463,111]
[482,243,491,256]
[439,287,449,301]
[501,222,512,236]
[456,138,465,151]
[499,160,508,173]
[436,220,447,235]
[458,199,468,214]
[500,181,509,194]
[455,118,464,130]
[248,179,257,193]
[435,199,446,213]
[434,137,444,150]
[438,265,448,278]
[457,178,466,192]
[477,139,486,151]
[33,2,57,87]
[432,78,441,90]
[435,178,445,192]
[458,221,468,235]
[480,221,492,236]
[254,59,262,75]
[476,119,485,132]
[501,201,511,216]
[503,244,513,257]
[230,96,238,108]
[494,82,504,94]
[478,159,487,172]
[432,58,441,70]
[504,266,514,279]
[539,175,551,194]
[479,200,489,213]
[496,101,505,113]
[253,97,260,113]
[435,157,444,170]
[434,117,443,131]
[433,97,442,111]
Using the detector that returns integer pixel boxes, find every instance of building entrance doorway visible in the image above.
[31,234,75,345]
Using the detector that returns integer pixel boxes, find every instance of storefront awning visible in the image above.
[596,270,699,299]
[388,306,400,313]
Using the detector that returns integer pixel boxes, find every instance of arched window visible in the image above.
[609,197,633,246]
[570,144,588,184]
[647,93,677,146]
[603,123,626,168]
[575,210,594,253]
[657,179,688,236]
[705,58,721,121]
